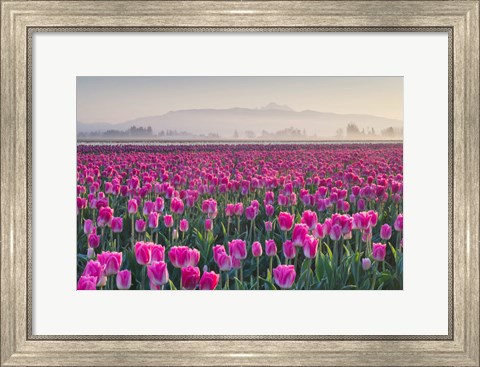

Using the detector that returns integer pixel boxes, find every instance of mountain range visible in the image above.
[77,103,402,138]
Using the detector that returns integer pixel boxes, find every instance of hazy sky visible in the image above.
[77,76,403,124]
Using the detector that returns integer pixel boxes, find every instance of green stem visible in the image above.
[306,258,312,290]
[256,257,260,290]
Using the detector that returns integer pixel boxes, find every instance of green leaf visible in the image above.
[233,277,245,290]
[259,276,277,290]
[168,280,177,290]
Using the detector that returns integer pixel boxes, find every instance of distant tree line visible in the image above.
[336,123,403,139]
[78,126,153,138]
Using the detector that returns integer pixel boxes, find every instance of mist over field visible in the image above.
[77,77,403,141]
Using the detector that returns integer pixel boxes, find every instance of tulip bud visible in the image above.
[116,270,132,290]
[265,239,277,257]
[282,240,295,259]
[372,243,387,262]
[164,215,174,228]
[272,265,296,289]
[252,241,263,257]
[361,258,372,271]
[179,219,189,232]
[380,224,392,240]
[135,219,146,233]
[264,221,273,232]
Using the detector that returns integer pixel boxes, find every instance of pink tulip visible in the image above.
[168,246,199,268]
[205,218,213,231]
[265,204,275,217]
[228,239,247,260]
[148,212,159,229]
[313,223,325,239]
[163,214,174,228]
[83,219,95,235]
[147,261,169,286]
[199,271,220,290]
[245,205,257,220]
[292,223,309,247]
[372,243,387,262]
[252,241,263,257]
[116,270,132,289]
[127,199,138,214]
[179,219,189,232]
[97,251,122,276]
[111,217,123,233]
[380,223,392,240]
[301,210,318,230]
[170,197,185,214]
[265,239,277,257]
[181,266,200,290]
[329,224,343,241]
[135,219,146,233]
[231,256,242,269]
[201,198,218,218]
[77,275,97,290]
[213,244,226,263]
[82,260,106,286]
[264,221,273,232]
[303,235,318,259]
[151,244,165,262]
[154,197,164,212]
[283,240,296,259]
[233,202,244,216]
[88,233,100,249]
[394,214,403,231]
[225,203,235,217]
[97,206,114,227]
[217,252,233,271]
[264,191,274,205]
[134,241,152,265]
[278,212,294,231]
[361,258,372,271]
[143,201,155,215]
[273,265,296,289]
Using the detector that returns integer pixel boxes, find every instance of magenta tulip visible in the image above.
[265,239,277,257]
[372,243,387,262]
[301,210,318,230]
[164,214,174,228]
[134,241,152,265]
[181,266,200,290]
[77,275,97,290]
[278,212,294,231]
[127,199,138,214]
[380,223,392,240]
[273,265,296,289]
[252,241,263,257]
[303,235,318,259]
[199,271,220,290]
[116,270,132,289]
[111,217,123,233]
[283,240,296,259]
[179,219,189,232]
[148,212,159,229]
[135,219,146,233]
[147,261,169,286]
[228,239,247,260]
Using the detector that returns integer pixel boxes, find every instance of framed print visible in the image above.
[0,1,478,366]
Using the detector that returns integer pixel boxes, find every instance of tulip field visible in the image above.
[77,143,403,290]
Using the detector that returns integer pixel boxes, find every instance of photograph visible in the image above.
[76,76,404,291]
